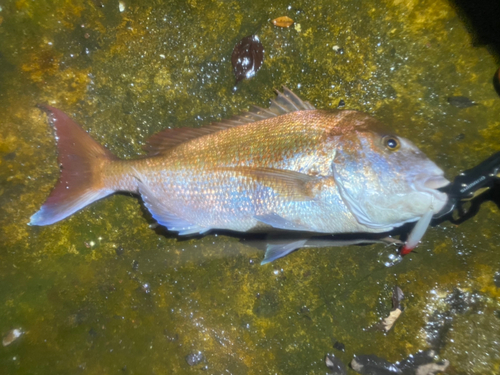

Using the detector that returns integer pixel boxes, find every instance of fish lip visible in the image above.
[413,174,450,213]
[422,175,450,190]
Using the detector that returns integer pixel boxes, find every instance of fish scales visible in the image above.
[164,111,338,173]
[109,111,362,233]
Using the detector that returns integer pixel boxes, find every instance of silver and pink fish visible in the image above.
[30,88,449,263]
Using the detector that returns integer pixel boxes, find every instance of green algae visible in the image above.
[1,0,500,373]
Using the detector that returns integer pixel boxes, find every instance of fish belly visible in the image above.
[131,165,374,235]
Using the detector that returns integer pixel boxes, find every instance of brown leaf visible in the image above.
[272,16,294,28]
[231,35,264,84]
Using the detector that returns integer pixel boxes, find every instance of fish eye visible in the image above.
[383,136,400,151]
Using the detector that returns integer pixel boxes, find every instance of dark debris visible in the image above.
[333,340,346,352]
[231,35,264,84]
[447,96,477,108]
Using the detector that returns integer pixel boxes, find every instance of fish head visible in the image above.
[331,112,449,230]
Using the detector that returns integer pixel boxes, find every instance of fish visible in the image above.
[29,88,449,263]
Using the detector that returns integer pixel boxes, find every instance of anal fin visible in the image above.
[223,167,317,201]
[261,240,308,264]
[259,234,402,264]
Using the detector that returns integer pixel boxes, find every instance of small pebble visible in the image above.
[333,340,345,352]
[325,353,347,375]
[115,246,124,256]
[186,351,205,366]
[333,46,344,55]
[132,260,139,270]
[141,283,151,294]
[2,328,22,346]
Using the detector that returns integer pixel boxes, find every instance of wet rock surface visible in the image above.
[0,0,500,373]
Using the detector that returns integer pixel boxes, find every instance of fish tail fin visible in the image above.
[29,105,119,226]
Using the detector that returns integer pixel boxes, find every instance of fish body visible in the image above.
[30,88,449,261]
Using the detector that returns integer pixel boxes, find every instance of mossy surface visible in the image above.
[1,0,500,373]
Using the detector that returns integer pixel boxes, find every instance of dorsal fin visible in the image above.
[143,86,315,155]
[269,87,315,114]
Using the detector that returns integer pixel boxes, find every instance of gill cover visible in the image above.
[331,131,447,231]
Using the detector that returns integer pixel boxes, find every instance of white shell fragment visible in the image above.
[373,286,405,332]
[119,1,126,12]
[2,328,23,346]
[325,353,348,375]
[381,308,402,332]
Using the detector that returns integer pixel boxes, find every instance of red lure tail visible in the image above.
[29,106,118,226]
[399,244,413,256]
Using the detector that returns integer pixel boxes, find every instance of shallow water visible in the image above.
[1,0,500,373]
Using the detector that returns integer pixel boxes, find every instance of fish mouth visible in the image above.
[422,175,450,190]
[413,174,450,213]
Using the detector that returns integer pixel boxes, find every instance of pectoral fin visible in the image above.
[261,240,308,264]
